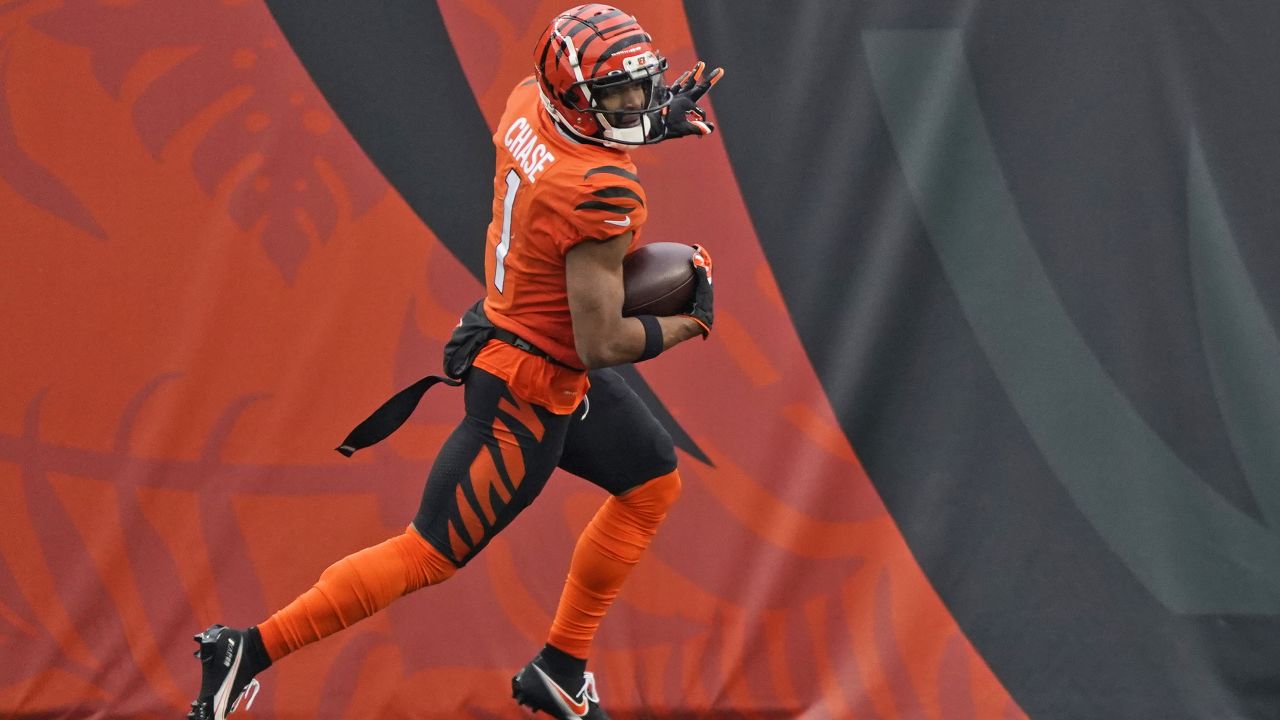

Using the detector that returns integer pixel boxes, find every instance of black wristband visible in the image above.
[636,314,664,362]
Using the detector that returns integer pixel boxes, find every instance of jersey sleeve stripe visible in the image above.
[574,199,633,214]
[584,165,640,182]
[591,186,645,205]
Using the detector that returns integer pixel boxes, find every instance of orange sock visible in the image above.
[548,470,682,659]
[257,524,456,661]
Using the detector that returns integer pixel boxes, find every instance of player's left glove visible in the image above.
[654,62,724,141]
[682,244,714,337]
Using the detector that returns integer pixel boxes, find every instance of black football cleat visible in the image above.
[186,624,262,720]
[512,653,610,719]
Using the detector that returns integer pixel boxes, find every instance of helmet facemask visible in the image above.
[579,54,669,145]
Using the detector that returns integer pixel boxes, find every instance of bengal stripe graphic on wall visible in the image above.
[8,0,1275,717]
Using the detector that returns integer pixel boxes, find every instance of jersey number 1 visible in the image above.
[494,169,520,293]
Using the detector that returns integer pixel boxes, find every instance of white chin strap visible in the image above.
[598,113,651,146]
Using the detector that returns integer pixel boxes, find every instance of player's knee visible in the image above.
[651,469,682,510]
[620,469,682,520]
[404,524,458,587]
[315,556,352,589]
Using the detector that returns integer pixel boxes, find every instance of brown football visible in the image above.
[622,242,696,317]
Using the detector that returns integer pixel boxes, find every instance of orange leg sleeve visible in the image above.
[257,524,456,662]
[548,470,682,660]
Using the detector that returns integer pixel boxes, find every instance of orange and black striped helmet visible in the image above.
[533,4,670,146]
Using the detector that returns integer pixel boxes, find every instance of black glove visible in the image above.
[682,244,714,337]
[656,61,724,141]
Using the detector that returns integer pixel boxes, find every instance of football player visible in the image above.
[185,5,721,719]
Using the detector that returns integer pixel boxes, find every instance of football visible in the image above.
[622,242,696,317]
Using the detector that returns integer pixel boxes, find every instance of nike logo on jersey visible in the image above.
[604,216,631,227]
[532,665,590,717]
[504,116,557,183]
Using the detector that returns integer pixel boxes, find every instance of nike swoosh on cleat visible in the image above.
[212,637,242,720]
[532,665,589,717]
[603,216,631,227]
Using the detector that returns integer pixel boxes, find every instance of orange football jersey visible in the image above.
[475,78,647,412]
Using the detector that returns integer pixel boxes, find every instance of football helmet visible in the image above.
[533,4,670,146]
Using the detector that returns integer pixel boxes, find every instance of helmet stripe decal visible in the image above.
[558,17,602,42]
[565,8,624,33]
[589,34,650,77]
[550,16,591,66]
[536,38,555,97]
[575,19,638,59]
[552,24,587,86]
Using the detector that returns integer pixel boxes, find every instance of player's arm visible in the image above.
[566,232,704,369]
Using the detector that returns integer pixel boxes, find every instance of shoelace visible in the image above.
[578,672,600,704]
[229,679,261,713]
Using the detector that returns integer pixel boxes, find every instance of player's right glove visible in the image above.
[655,61,724,141]
[682,244,714,337]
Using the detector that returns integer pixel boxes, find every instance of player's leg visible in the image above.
[259,368,569,653]
[184,522,455,720]
[187,368,569,720]
[548,367,680,658]
[513,368,680,719]
[409,367,572,567]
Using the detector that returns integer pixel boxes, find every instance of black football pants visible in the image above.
[412,367,678,566]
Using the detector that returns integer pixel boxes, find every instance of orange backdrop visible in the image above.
[0,1,1020,717]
